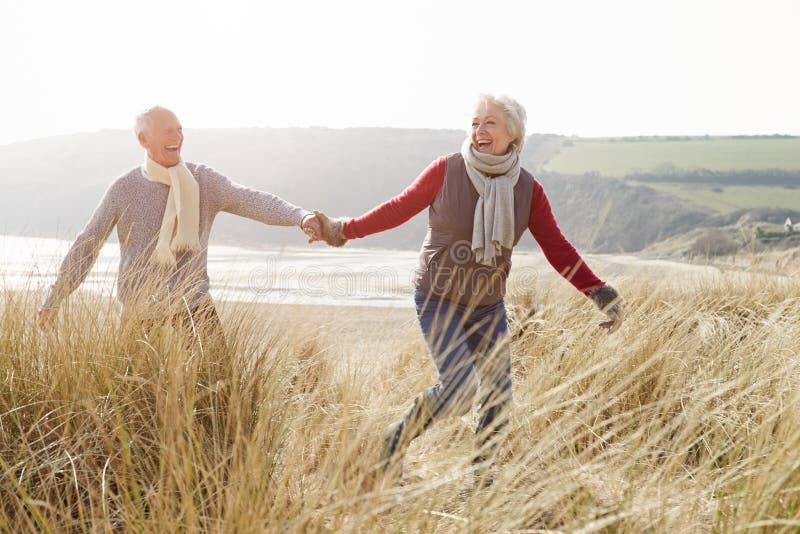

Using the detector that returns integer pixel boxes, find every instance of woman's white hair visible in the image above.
[133,106,168,137]
[475,94,528,153]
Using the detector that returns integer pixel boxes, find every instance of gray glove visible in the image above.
[589,284,624,333]
[313,210,349,247]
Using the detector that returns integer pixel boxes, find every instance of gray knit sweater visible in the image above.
[43,162,311,309]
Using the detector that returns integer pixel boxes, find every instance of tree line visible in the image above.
[628,168,800,185]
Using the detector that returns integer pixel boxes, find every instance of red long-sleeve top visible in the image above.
[342,157,605,295]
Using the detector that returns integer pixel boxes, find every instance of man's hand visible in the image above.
[38,307,58,331]
[301,213,323,243]
[589,285,624,334]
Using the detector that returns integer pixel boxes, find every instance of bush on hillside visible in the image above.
[688,231,739,258]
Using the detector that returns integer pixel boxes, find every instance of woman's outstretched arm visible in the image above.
[342,157,447,239]
[528,180,605,295]
[528,180,624,332]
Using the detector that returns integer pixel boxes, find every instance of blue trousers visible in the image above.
[414,290,512,426]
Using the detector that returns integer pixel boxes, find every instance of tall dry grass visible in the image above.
[3,268,800,532]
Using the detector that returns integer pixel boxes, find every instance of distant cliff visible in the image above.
[537,172,710,253]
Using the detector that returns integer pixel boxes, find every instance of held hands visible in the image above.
[589,284,624,334]
[307,210,349,247]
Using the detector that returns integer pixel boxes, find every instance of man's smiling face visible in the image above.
[138,108,184,167]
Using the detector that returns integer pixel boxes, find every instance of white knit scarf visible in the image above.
[143,156,201,266]
[460,138,521,266]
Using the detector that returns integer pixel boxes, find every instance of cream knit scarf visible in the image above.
[460,138,521,267]
[143,156,201,266]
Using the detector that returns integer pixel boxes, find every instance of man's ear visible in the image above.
[137,131,149,149]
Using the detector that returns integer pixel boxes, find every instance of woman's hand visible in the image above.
[313,210,349,247]
[589,285,624,334]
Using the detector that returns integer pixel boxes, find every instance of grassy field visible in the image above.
[545,138,800,177]
[636,182,800,214]
[4,263,800,531]
[542,137,800,215]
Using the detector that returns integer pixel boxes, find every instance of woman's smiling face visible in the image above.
[471,101,514,156]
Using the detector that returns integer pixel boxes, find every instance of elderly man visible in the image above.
[38,106,320,339]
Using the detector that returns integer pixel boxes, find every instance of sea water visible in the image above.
[0,234,421,307]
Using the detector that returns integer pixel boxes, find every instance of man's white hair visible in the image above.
[475,94,528,153]
[134,106,170,137]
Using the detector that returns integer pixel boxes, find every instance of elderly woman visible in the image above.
[314,94,623,482]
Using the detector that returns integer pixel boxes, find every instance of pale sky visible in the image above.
[1,0,798,146]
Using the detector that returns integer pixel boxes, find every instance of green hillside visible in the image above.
[640,183,800,215]
[544,137,800,177]
[540,137,800,215]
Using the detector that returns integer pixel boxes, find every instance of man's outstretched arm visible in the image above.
[206,166,314,229]
[39,182,121,324]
